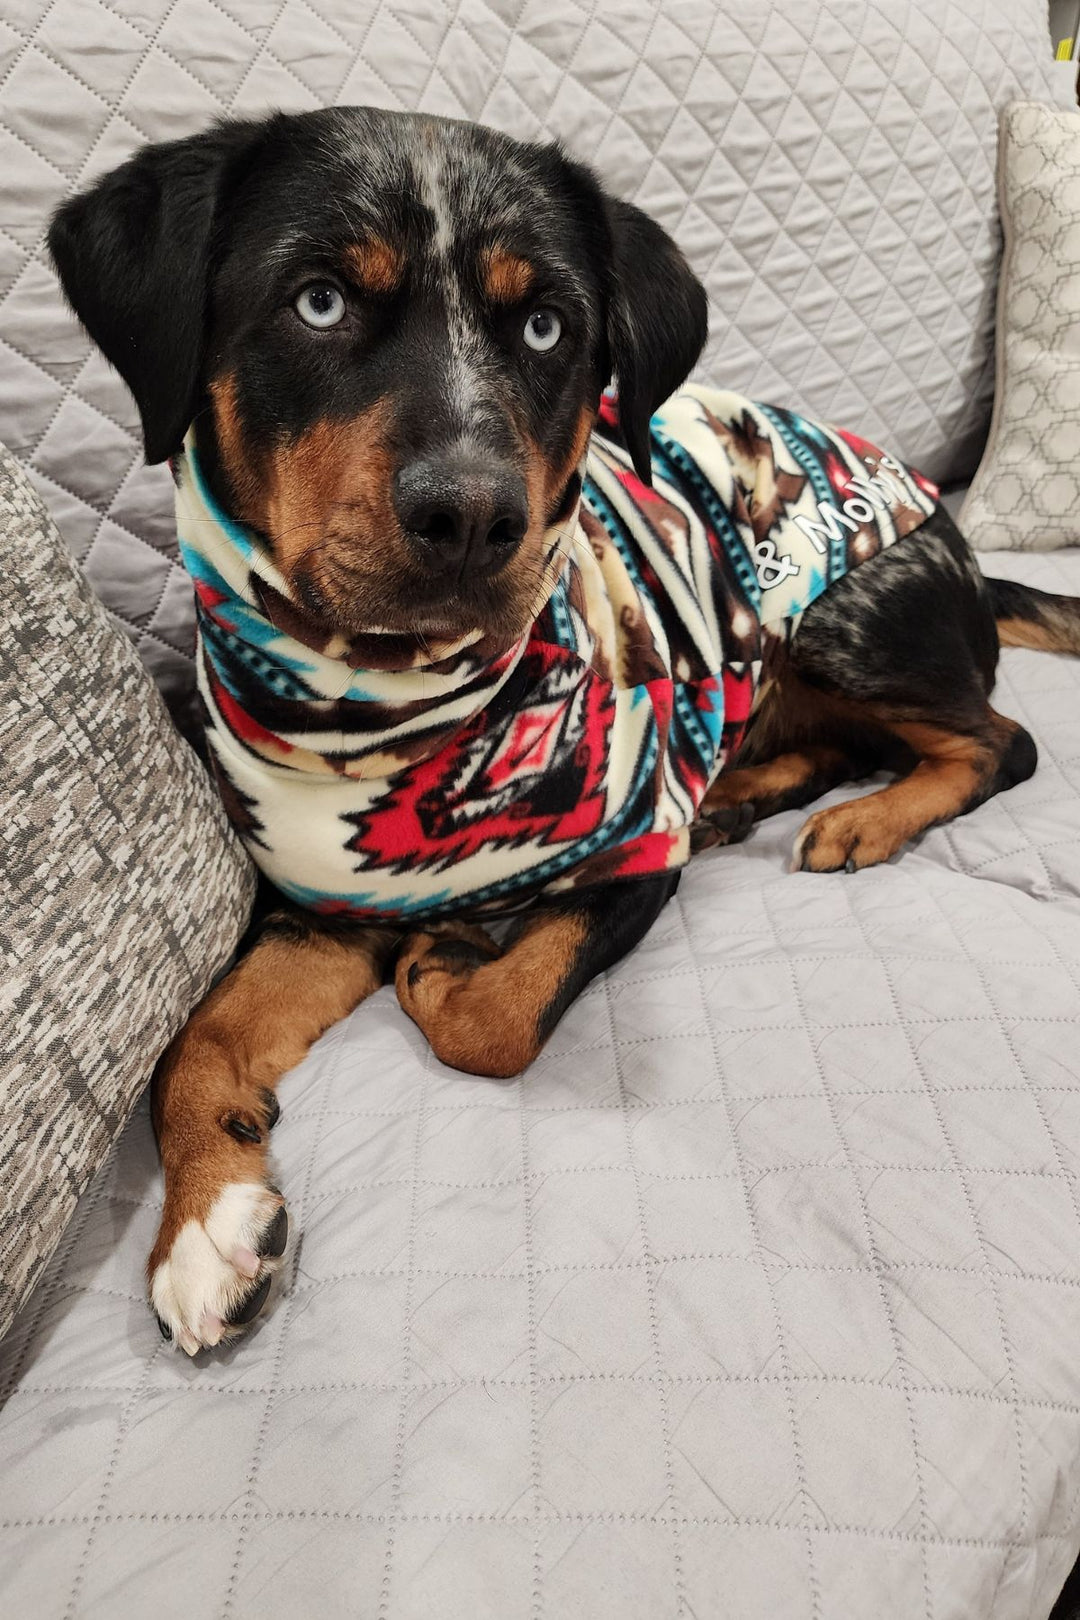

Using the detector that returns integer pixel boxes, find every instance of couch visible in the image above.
[3,3,1080,1617]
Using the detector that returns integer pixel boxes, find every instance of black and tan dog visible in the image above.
[50,107,1080,1352]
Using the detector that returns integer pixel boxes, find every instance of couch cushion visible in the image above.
[962,101,1080,551]
[0,445,255,1345]
[0,0,1069,698]
[2,546,1079,1618]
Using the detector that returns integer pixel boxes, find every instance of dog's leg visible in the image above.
[793,712,1035,873]
[149,915,395,1352]
[395,875,677,1077]
[695,746,861,847]
[773,504,1038,873]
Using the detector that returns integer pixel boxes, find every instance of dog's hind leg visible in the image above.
[695,505,1041,871]
[792,711,1035,873]
[694,745,862,849]
[148,914,395,1353]
[753,504,1037,872]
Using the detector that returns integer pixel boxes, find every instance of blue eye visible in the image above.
[295,283,346,328]
[523,308,562,352]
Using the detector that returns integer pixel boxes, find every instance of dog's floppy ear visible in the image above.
[603,197,708,486]
[48,120,260,464]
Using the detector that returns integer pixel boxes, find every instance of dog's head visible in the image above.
[50,108,707,643]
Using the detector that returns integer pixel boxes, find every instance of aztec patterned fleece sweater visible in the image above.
[174,385,938,921]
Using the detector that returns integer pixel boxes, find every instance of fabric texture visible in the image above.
[961,102,1080,552]
[3,548,1080,1619]
[0,0,1069,700]
[0,444,256,1347]
[182,386,937,920]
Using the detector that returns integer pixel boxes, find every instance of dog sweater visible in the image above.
[174,385,938,921]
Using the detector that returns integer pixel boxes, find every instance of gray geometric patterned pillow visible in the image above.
[0,445,256,1343]
[961,101,1080,550]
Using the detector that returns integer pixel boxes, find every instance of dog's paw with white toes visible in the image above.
[150,1182,289,1355]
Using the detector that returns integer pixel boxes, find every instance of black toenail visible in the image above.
[260,1088,281,1128]
[227,1272,272,1326]
[258,1204,289,1259]
[155,1313,172,1341]
[225,1115,261,1145]
[844,857,857,874]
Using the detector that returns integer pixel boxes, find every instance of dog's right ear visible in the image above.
[551,149,708,487]
[48,120,261,464]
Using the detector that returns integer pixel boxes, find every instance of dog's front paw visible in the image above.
[149,1181,289,1355]
[397,923,501,993]
[394,923,530,1076]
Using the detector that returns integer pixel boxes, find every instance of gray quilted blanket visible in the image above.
[3,548,1080,1620]
[4,2,1080,1614]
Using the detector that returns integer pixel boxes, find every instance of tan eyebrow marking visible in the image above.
[479,245,535,304]
[342,237,405,295]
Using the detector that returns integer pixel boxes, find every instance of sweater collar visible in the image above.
[173,429,587,771]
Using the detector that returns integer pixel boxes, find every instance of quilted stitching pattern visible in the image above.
[0,0,1069,695]
[962,102,1080,551]
[2,551,1080,1619]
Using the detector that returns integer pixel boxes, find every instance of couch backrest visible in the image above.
[0,0,1068,694]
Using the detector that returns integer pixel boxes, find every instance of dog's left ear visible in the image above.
[602,197,708,485]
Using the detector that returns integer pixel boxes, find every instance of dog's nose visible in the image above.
[395,458,528,575]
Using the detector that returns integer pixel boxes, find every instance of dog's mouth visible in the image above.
[209,389,589,656]
[281,535,562,653]
[275,474,578,651]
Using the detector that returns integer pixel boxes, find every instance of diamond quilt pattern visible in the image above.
[0,0,1070,695]
[3,550,1080,1619]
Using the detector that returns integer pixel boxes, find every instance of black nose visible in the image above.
[394,457,528,576]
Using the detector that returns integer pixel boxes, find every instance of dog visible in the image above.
[49,106,1080,1353]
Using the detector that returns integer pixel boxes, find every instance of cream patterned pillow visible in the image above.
[961,102,1080,550]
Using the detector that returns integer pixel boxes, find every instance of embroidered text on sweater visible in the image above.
[175,385,939,921]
